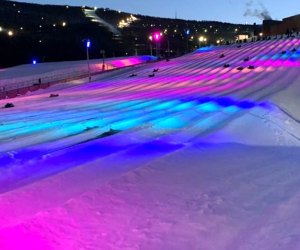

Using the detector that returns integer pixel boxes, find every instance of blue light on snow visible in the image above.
[195,46,214,53]
[197,102,220,113]
[154,116,187,129]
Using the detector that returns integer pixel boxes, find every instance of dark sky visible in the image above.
[14,0,300,24]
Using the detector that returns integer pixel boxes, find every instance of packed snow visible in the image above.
[0,38,300,249]
[0,55,155,91]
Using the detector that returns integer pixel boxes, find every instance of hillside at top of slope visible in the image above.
[0,0,253,68]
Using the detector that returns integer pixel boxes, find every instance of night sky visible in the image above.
[14,0,300,24]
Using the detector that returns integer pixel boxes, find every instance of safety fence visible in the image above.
[0,61,147,100]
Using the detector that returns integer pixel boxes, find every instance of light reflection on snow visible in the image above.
[2,37,300,249]
[1,37,299,194]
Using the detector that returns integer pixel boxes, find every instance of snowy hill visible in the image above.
[0,0,253,68]
[0,55,156,92]
[0,37,300,249]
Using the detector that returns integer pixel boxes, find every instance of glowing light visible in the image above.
[118,15,138,28]
[153,32,162,42]
[199,36,207,42]
[86,40,91,48]
[8,30,14,37]
[32,60,37,65]
[62,22,67,27]
[0,27,2,32]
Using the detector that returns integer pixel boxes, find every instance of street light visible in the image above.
[198,36,207,47]
[153,32,161,41]
[152,32,162,57]
[86,39,91,82]
[148,32,163,57]
[100,49,105,71]
[185,29,190,53]
[148,35,153,56]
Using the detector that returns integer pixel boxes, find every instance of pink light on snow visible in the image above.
[252,59,300,68]
[0,225,52,250]
[110,58,142,68]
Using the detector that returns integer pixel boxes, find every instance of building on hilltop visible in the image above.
[263,14,300,36]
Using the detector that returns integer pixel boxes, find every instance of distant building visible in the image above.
[263,14,300,36]
[237,28,255,41]
[238,34,249,40]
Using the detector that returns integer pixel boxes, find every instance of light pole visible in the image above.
[86,39,91,82]
[153,32,162,57]
[185,29,190,53]
[148,35,153,56]
[100,50,105,71]
[167,39,170,58]
[198,36,207,47]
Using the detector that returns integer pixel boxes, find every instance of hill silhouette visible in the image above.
[0,0,254,68]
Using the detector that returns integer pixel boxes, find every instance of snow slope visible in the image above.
[84,8,121,35]
[0,55,156,91]
[0,37,300,249]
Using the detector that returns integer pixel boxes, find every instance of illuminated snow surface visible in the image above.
[1,38,300,249]
[0,56,155,88]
